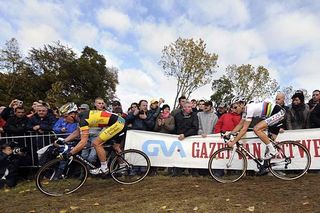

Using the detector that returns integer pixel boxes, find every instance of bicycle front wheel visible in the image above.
[110,149,151,185]
[269,141,311,180]
[35,158,88,196]
[208,147,247,183]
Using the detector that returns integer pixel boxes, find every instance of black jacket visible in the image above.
[174,111,199,137]
[27,114,57,132]
[4,116,28,135]
[0,152,10,178]
[310,103,320,128]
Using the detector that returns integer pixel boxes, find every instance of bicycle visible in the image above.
[208,132,311,183]
[35,140,151,196]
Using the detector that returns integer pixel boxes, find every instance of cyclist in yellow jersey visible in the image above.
[61,103,126,174]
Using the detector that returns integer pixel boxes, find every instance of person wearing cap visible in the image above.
[149,98,164,123]
[286,92,310,130]
[112,100,127,118]
[79,104,90,112]
[216,102,227,118]
[197,101,218,137]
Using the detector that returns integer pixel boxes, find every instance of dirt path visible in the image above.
[1,174,319,213]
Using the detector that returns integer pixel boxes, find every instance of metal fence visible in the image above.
[0,132,67,167]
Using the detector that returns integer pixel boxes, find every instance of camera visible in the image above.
[13,148,22,155]
[8,141,27,155]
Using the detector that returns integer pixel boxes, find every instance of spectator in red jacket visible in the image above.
[214,103,241,133]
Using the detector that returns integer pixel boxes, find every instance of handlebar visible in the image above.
[220,132,238,142]
[53,138,69,154]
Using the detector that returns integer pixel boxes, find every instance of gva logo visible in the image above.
[142,140,186,158]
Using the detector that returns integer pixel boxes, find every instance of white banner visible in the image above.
[125,129,320,170]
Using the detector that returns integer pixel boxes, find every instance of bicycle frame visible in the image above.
[233,142,267,171]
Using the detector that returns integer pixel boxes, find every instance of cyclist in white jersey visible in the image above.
[227,96,286,159]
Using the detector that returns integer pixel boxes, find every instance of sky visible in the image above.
[1,0,320,110]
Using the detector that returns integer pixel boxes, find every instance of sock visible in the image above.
[267,143,276,152]
[100,161,108,171]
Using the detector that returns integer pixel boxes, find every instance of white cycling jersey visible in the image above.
[242,102,274,121]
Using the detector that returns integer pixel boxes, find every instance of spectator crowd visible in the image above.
[0,89,319,188]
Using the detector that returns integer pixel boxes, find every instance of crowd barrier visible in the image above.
[125,129,320,170]
[0,132,68,167]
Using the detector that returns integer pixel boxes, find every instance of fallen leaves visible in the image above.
[70,206,79,210]
[247,206,255,212]
[159,206,174,211]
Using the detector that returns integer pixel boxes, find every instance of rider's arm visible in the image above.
[229,119,251,145]
[69,129,89,155]
[231,119,245,133]
[64,127,80,143]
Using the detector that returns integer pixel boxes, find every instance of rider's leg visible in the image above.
[254,120,276,158]
[253,120,270,144]
[93,137,106,162]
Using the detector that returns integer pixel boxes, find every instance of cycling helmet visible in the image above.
[231,96,247,105]
[59,102,78,115]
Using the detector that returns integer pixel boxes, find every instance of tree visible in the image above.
[0,39,119,108]
[0,38,23,73]
[159,37,218,108]
[47,46,118,105]
[211,64,279,104]
[0,38,26,97]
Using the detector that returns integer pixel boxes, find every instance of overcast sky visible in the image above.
[1,0,319,109]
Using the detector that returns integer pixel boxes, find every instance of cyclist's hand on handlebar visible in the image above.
[55,137,65,145]
[227,141,235,147]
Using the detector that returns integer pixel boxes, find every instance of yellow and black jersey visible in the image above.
[79,110,122,131]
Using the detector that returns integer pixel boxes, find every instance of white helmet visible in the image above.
[59,102,78,115]
[231,96,246,105]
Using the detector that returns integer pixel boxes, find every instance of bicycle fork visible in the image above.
[226,146,238,168]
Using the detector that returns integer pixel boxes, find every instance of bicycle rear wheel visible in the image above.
[110,149,151,185]
[208,147,247,183]
[269,141,311,180]
[35,158,88,196]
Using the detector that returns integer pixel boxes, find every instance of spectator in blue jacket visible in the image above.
[53,109,78,138]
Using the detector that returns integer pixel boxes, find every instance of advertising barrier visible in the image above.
[125,129,320,170]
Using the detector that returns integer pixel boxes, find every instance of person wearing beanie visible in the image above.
[286,92,310,130]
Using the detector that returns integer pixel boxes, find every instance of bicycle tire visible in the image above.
[110,149,151,185]
[208,147,247,183]
[268,141,311,180]
[35,158,88,196]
